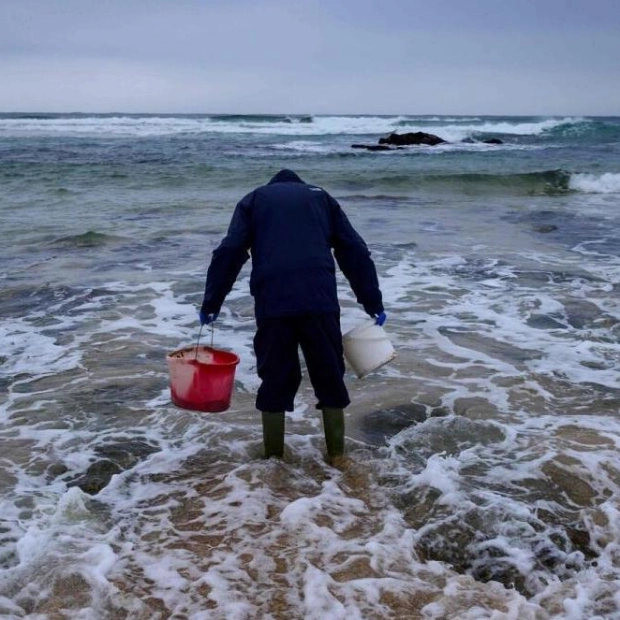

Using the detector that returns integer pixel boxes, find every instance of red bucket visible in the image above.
[166,345,240,412]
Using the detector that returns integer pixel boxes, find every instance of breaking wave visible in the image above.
[569,172,620,194]
[2,113,614,141]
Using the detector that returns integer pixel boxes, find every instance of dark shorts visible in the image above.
[253,313,350,412]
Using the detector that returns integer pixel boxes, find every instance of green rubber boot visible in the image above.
[261,411,285,459]
[321,407,345,459]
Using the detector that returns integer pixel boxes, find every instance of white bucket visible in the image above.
[342,320,396,378]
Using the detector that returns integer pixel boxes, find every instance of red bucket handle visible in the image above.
[194,323,215,360]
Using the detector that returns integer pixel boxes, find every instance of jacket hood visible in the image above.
[268,169,304,184]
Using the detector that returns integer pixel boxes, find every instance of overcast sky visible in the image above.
[1,0,619,115]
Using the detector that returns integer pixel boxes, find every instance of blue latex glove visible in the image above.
[374,311,387,326]
[199,310,219,326]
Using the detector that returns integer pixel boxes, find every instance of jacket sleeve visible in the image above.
[201,195,252,315]
[329,195,384,316]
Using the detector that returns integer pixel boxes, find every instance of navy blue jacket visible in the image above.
[201,169,383,320]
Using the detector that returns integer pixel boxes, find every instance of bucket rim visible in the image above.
[167,345,240,365]
[343,319,384,340]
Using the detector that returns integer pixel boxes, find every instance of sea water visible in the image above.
[1,113,620,619]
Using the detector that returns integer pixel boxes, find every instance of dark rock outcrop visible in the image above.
[351,131,503,152]
[379,131,447,146]
[352,131,447,151]
[69,460,123,495]
[67,439,160,495]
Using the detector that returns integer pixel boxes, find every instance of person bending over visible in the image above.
[200,169,385,461]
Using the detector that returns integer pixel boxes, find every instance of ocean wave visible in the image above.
[208,114,313,124]
[398,116,483,123]
[0,114,616,146]
[413,169,620,196]
[544,117,620,140]
[0,114,410,138]
[0,115,203,137]
[183,114,409,136]
[418,117,585,143]
[315,116,585,143]
[270,140,343,154]
[351,169,573,195]
[569,172,620,194]
[49,231,127,248]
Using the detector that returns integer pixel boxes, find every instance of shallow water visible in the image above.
[1,114,620,619]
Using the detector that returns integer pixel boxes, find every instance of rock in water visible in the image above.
[378,131,447,146]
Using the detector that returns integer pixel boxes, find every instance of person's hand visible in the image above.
[199,310,219,326]
[374,311,387,326]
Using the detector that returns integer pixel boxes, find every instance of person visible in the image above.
[199,169,385,461]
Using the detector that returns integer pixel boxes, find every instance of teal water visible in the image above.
[1,114,620,618]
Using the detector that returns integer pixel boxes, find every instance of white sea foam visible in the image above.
[0,114,584,139]
[271,140,346,154]
[0,318,83,378]
[0,115,205,137]
[569,172,620,194]
[0,114,407,138]
[406,117,582,143]
[1,258,619,620]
